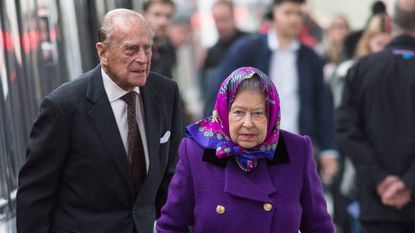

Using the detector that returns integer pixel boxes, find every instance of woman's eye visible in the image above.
[253,111,265,118]
[235,110,242,115]
[233,110,243,116]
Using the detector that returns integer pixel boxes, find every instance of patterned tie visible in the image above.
[121,92,146,196]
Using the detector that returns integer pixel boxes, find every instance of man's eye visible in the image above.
[125,46,137,54]
[144,45,151,51]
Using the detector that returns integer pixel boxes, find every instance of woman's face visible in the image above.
[228,89,268,149]
[369,32,391,53]
[328,16,349,44]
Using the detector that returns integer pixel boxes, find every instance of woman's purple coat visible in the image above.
[157,130,335,233]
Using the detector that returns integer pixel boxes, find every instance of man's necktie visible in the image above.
[121,92,146,196]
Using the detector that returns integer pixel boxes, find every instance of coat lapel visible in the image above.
[86,66,134,197]
[224,158,276,203]
[137,76,162,196]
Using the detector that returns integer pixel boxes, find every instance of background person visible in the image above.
[343,0,387,60]
[317,14,350,82]
[143,0,177,79]
[335,0,415,232]
[328,12,391,233]
[201,0,248,117]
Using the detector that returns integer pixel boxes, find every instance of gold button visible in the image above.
[216,205,225,214]
[263,203,273,212]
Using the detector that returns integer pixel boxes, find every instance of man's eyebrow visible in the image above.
[122,43,135,47]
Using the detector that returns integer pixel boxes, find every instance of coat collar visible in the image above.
[139,73,162,193]
[202,134,290,202]
[386,35,415,50]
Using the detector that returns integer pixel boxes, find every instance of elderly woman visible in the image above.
[157,67,334,233]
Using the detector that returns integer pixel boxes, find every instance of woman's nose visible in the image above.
[242,114,253,128]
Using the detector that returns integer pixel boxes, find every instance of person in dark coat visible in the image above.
[157,67,334,233]
[144,0,177,79]
[16,9,183,233]
[335,0,415,232]
[201,0,248,116]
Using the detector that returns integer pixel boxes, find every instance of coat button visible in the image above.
[216,205,225,214]
[263,203,273,212]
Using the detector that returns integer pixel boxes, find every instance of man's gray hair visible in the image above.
[393,0,415,34]
[97,8,154,45]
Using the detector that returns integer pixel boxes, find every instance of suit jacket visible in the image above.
[16,65,184,233]
[335,35,415,221]
[157,130,335,233]
[205,34,335,151]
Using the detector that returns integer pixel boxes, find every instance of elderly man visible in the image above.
[336,0,415,232]
[16,9,183,233]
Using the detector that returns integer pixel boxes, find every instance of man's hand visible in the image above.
[383,187,411,209]
[377,175,412,209]
[319,156,339,185]
[377,175,399,196]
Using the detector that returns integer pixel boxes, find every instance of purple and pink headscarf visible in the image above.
[186,67,281,171]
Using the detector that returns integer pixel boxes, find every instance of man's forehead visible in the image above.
[113,16,144,29]
[122,39,153,46]
[113,22,151,38]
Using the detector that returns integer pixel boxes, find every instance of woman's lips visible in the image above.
[240,134,256,141]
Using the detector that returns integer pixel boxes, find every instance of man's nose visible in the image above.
[159,15,170,25]
[135,49,148,63]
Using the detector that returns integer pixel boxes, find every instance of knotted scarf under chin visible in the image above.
[215,140,275,171]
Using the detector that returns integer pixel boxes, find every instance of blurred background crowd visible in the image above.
[150,0,393,123]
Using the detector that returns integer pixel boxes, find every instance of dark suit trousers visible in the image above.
[361,221,415,233]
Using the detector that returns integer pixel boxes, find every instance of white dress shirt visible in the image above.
[101,69,150,172]
[268,29,301,134]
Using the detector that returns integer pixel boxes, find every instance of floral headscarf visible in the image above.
[187,67,281,171]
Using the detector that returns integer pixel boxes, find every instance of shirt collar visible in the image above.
[267,29,300,52]
[101,68,140,103]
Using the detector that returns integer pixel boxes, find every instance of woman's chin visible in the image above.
[237,141,258,149]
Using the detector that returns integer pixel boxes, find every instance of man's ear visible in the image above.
[96,42,108,66]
